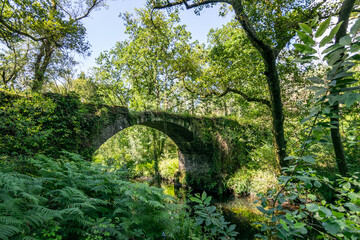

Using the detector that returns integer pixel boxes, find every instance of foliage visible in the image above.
[93,125,178,180]
[159,157,179,181]
[0,90,92,157]
[92,6,197,112]
[294,15,360,175]
[0,152,217,239]
[0,0,105,91]
[227,168,278,197]
[255,167,360,239]
[190,192,239,240]
[254,16,360,240]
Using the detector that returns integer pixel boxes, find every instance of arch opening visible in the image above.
[93,125,184,183]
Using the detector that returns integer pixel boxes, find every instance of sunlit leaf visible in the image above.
[299,23,312,34]
[315,17,330,38]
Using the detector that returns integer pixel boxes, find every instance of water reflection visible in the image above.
[156,180,264,240]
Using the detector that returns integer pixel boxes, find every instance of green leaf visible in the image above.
[350,18,360,35]
[329,22,343,38]
[300,155,315,164]
[294,222,306,229]
[280,219,289,231]
[299,23,313,34]
[319,206,332,217]
[345,93,358,107]
[190,197,203,204]
[311,16,319,27]
[319,22,343,47]
[294,44,317,54]
[306,203,319,212]
[322,43,342,55]
[339,35,351,46]
[201,191,207,201]
[316,17,331,38]
[333,71,353,80]
[332,211,345,219]
[324,48,345,65]
[307,194,317,201]
[350,42,360,52]
[344,202,360,211]
[322,221,340,235]
[284,156,295,161]
[308,76,323,83]
[320,35,333,48]
[204,196,212,205]
[314,180,322,188]
[297,31,315,45]
[205,218,211,226]
[196,218,204,225]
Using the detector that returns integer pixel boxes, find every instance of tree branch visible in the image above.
[230,0,272,56]
[73,0,104,22]
[275,0,328,54]
[183,81,271,107]
[153,0,229,10]
[0,18,46,42]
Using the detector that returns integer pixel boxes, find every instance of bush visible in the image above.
[159,157,179,181]
[227,167,278,196]
[0,151,240,239]
[0,152,192,239]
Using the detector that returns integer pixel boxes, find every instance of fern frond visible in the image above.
[0,224,21,240]
[0,216,22,226]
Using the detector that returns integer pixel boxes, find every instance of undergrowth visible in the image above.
[0,151,238,240]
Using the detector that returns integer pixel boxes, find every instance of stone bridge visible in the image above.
[93,109,214,176]
[83,103,253,192]
[0,91,254,193]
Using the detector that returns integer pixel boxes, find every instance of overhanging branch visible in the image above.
[153,0,229,10]
[183,81,271,108]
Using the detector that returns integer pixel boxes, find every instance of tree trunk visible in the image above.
[152,130,161,187]
[232,1,287,168]
[32,42,53,92]
[329,0,356,176]
[263,49,287,168]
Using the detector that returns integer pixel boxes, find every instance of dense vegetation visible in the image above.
[1,0,360,239]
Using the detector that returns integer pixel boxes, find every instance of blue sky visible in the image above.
[76,0,233,72]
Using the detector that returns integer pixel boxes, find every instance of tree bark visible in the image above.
[330,0,356,176]
[231,1,287,168]
[263,50,287,168]
[32,41,54,92]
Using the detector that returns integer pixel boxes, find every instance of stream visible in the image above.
[147,180,265,240]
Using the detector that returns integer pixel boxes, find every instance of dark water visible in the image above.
[155,181,264,240]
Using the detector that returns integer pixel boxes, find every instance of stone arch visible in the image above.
[92,110,213,176]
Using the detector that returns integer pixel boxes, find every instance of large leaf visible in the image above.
[300,155,316,164]
[324,48,345,65]
[297,31,315,45]
[345,93,359,107]
[339,35,351,46]
[299,23,312,34]
[322,43,342,55]
[316,17,331,38]
[322,221,340,235]
[350,18,360,35]
[320,22,343,47]
[294,44,317,54]
[306,203,319,212]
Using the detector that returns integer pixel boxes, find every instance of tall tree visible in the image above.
[152,0,327,168]
[93,7,198,111]
[0,0,105,91]
[329,0,357,176]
